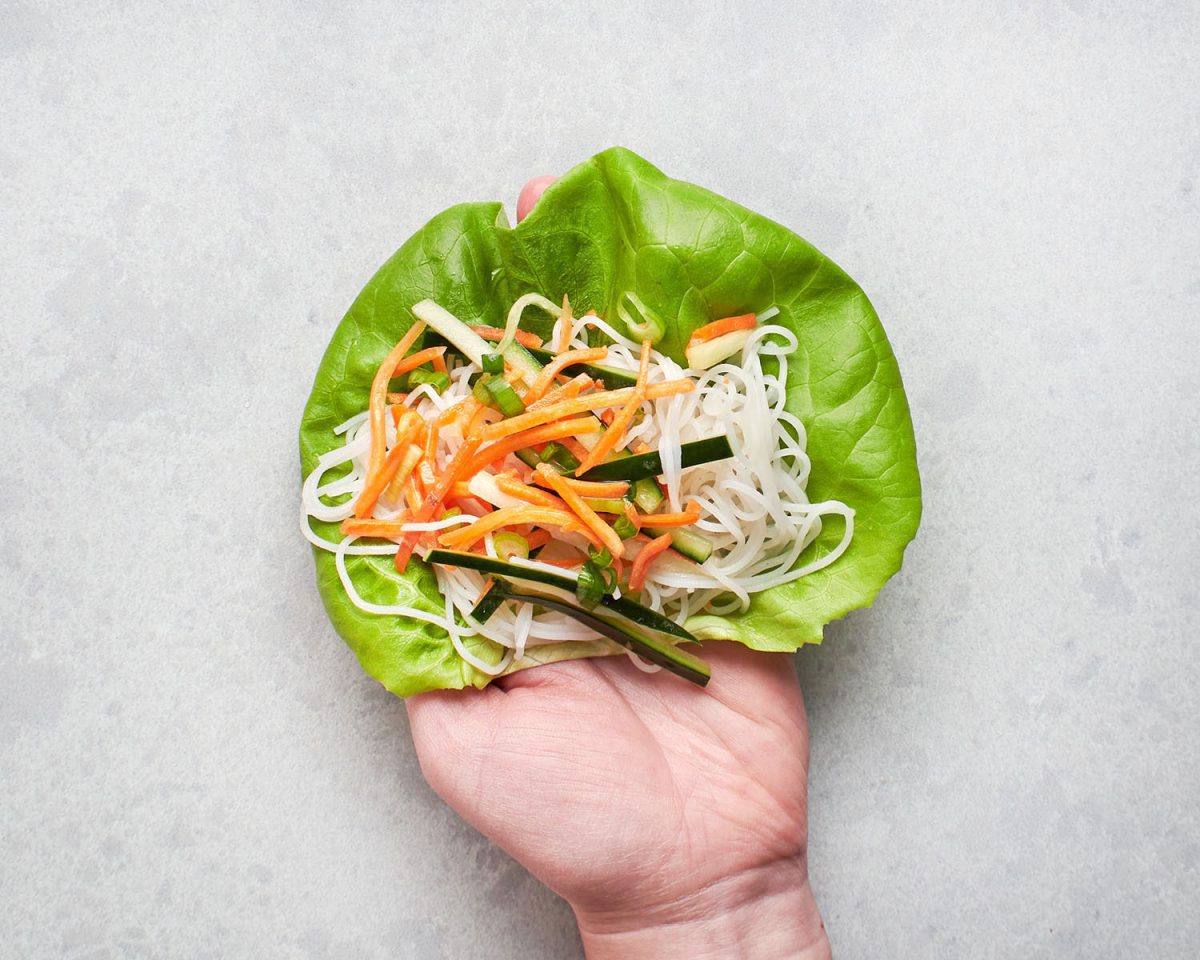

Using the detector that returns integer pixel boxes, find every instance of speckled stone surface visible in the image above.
[3,2,1198,957]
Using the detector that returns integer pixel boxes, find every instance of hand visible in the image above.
[407,642,830,959]
[405,177,830,958]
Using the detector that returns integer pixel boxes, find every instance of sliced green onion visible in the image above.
[589,547,612,568]
[485,377,526,418]
[575,562,607,610]
[514,447,543,468]
[472,374,494,406]
[481,351,504,374]
[408,368,451,393]
[492,532,529,563]
[540,441,580,471]
[612,516,637,540]
[617,291,665,344]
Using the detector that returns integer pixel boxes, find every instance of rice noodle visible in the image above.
[302,299,855,670]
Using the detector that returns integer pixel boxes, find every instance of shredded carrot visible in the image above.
[464,416,602,475]
[524,528,553,551]
[640,500,702,527]
[470,325,543,350]
[432,352,448,375]
[340,518,409,538]
[419,461,436,489]
[538,556,584,569]
[532,474,629,499]
[387,393,408,404]
[466,402,492,437]
[402,477,423,513]
[391,345,446,377]
[495,474,566,509]
[424,421,440,463]
[379,444,424,505]
[624,501,642,532]
[629,533,673,591]
[572,341,656,478]
[352,413,423,518]
[438,505,594,551]
[560,437,591,462]
[522,347,608,404]
[645,380,693,399]
[534,464,624,558]
[450,481,473,498]
[537,373,592,407]
[437,396,478,427]
[556,294,574,354]
[394,434,485,572]
[486,387,639,442]
[689,313,757,344]
[366,322,427,481]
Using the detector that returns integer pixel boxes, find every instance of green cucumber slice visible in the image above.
[580,436,734,483]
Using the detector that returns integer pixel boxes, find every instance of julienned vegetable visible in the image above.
[304,288,858,686]
[299,147,921,698]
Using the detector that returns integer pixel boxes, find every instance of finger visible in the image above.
[405,687,502,803]
[516,175,556,222]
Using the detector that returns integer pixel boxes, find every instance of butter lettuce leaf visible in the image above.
[299,148,921,696]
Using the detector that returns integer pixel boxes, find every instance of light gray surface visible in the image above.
[3,1,1198,956]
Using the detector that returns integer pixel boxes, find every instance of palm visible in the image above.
[406,642,810,918]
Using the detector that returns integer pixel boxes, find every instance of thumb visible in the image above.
[516,175,556,222]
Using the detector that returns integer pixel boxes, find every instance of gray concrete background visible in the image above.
[3,1,1198,957]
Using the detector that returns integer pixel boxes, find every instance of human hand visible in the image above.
[405,176,830,958]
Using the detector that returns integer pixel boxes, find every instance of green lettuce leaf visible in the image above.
[299,147,921,696]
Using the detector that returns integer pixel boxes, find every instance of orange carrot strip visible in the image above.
[495,475,569,510]
[438,506,592,550]
[470,325,543,350]
[403,477,422,513]
[522,347,608,404]
[538,373,592,408]
[366,322,427,480]
[532,474,629,499]
[387,393,408,404]
[437,396,478,427]
[394,434,485,572]
[645,380,693,399]
[465,417,603,475]
[574,390,645,477]
[451,481,473,498]
[560,437,591,462]
[524,528,553,551]
[432,352,448,374]
[640,501,702,527]
[539,556,584,570]
[623,501,642,532]
[534,464,624,558]
[381,444,425,506]
[555,294,574,354]
[629,534,673,591]
[353,413,423,518]
[391,345,446,377]
[689,313,757,344]
[637,337,652,386]
[340,518,409,538]
[424,420,440,463]
[486,388,638,441]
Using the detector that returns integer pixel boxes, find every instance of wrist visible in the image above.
[574,858,831,960]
